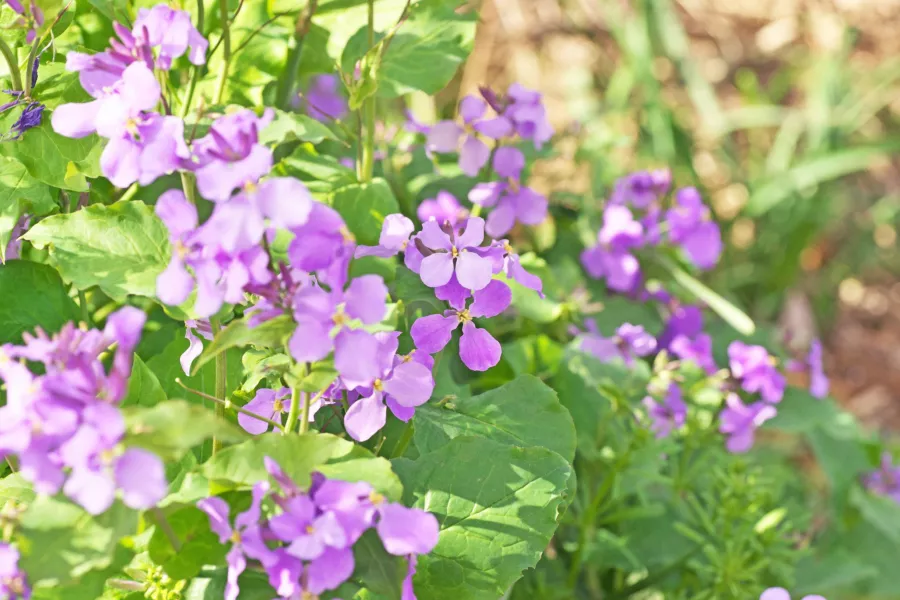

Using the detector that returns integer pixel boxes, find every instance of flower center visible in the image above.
[305,524,315,534]
[401,350,415,363]
[273,398,284,413]
[502,240,514,255]
[230,530,242,544]
[339,226,356,244]
[332,309,349,327]
[243,180,258,194]
[451,245,459,258]
[369,491,385,505]
[373,379,383,391]
[456,309,472,323]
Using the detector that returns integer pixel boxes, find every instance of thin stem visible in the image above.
[0,37,23,92]
[176,378,284,431]
[390,420,414,459]
[277,0,318,109]
[283,386,302,435]
[151,507,182,552]
[209,317,227,454]
[78,289,91,326]
[298,386,312,434]
[118,182,139,203]
[180,172,197,205]
[4,457,16,473]
[359,0,376,182]
[213,0,232,105]
[22,37,40,98]
[179,0,205,118]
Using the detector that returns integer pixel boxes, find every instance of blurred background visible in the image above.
[434,0,900,432]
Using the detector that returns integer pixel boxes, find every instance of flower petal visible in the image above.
[383,361,434,407]
[455,251,493,291]
[469,279,512,318]
[419,253,454,288]
[344,275,388,324]
[410,314,459,354]
[343,392,387,442]
[458,321,501,371]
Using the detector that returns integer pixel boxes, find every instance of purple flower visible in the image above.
[198,482,274,600]
[5,0,42,44]
[238,387,293,435]
[288,203,355,275]
[302,74,348,122]
[503,83,554,148]
[355,214,415,259]
[192,108,275,202]
[131,4,208,68]
[426,94,507,177]
[411,279,511,371]
[863,453,900,504]
[728,341,785,404]
[0,543,29,600]
[3,214,30,262]
[788,339,829,399]
[3,101,43,140]
[480,239,543,296]
[718,393,776,453]
[417,190,468,226]
[760,588,826,600]
[643,383,687,438]
[414,217,495,291]
[575,321,656,366]
[343,333,435,441]
[665,187,722,270]
[469,181,548,238]
[580,205,645,293]
[670,333,717,375]
[609,170,669,209]
[658,304,703,350]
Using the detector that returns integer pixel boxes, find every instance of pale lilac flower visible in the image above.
[643,383,687,438]
[414,217,494,291]
[760,588,826,600]
[302,74,347,122]
[288,203,355,275]
[863,453,900,504]
[192,108,275,202]
[580,205,645,293]
[343,333,435,441]
[411,279,511,371]
[198,482,274,600]
[575,321,656,366]
[238,387,292,435]
[355,214,415,259]
[417,190,468,226]
[480,239,543,296]
[719,393,776,453]
[426,94,506,176]
[469,181,548,238]
[131,4,208,68]
[0,543,29,600]
[728,341,785,404]
[503,83,554,148]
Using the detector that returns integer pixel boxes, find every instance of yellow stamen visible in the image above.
[373,379,383,391]
[369,491,385,505]
[451,246,459,258]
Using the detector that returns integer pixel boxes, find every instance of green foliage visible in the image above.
[0,259,80,344]
[330,179,400,245]
[123,400,247,460]
[0,157,56,262]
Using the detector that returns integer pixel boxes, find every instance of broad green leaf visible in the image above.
[148,506,227,581]
[121,355,167,407]
[507,275,563,323]
[278,146,358,195]
[32,69,91,111]
[501,335,563,379]
[352,530,406,597]
[0,473,36,505]
[315,0,411,58]
[657,255,755,336]
[340,1,476,97]
[260,109,339,146]
[766,387,839,433]
[184,567,274,600]
[329,178,399,245]
[23,200,170,300]
[202,433,403,501]
[191,315,296,374]
[793,549,878,596]
[0,117,101,191]
[807,425,869,501]
[123,400,247,460]
[414,375,576,462]
[849,486,900,543]
[393,436,573,600]
[0,259,80,344]
[18,496,137,585]
[0,156,56,262]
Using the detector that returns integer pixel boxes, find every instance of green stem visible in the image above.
[22,37,39,98]
[175,378,285,431]
[277,0,318,109]
[151,507,182,552]
[390,420,414,459]
[210,317,226,454]
[118,182,139,203]
[359,0,376,182]
[0,37,23,92]
[284,386,302,435]
[213,0,232,105]
[298,386,311,434]
[78,289,91,326]
[180,0,205,118]
[180,172,197,205]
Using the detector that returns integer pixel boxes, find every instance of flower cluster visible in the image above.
[4,0,43,43]
[573,321,657,366]
[1,57,43,141]
[0,543,28,600]
[198,458,438,600]
[863,453,900,504]
[298,74,348,123]
[581,172,723,294]
[417,84,552,237]
[0,308,166,515]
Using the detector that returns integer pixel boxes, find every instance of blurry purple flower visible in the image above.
[411,279,511,371]
[131,4,208,68]
[238,387,292,435]
[503,83,554,148]
[788,339,829,399]
[670,333,717,375]
[417,190,468,226]
[492,146,525,179]
[343,333,435,441]
[580,205,646,292]
[198,482,274,600]
[0,543,29,600]
[665,187,722,270]
[192,108,274,201]
[576,321,656,366]
[3,214,30,262]
[404,110,431,134]
[728,341,785,404]
[469,181,547,238]
[415,217,494,291]
[180,319,213,375]
[643,383,687,438]
[302,74,347,122]
[760,588,827,600]
[288,203,355,275]
[356,213,415,259]
[658,304,703,350]
[718,393,776,453]
[863,453,900,504]
[609,170,669,209]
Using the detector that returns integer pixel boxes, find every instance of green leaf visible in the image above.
[352,530,406,597]
[0,117,101,192]
[277,145,358,195]
[191,315,296,374]
[0,156,56,262]
[501,335,563,379]
[766,387,840,433]
[0,473,36,506]
[121,355,167,407]
[145,335,244,405]
[850,486,900,543]
[18,497,137,585]
[202,433,403,501]
[657,255,755,336]
[23,200,170,300]
[0,259,80,345]
[184,567,274,600]
[148,506,227,581]
[316,0,411,58]
[506,275,563,323]
[414,375,576,462]
[394,436,573,600]
[260,109,339,146]
[329,178,399,246]
[123,400,247,460]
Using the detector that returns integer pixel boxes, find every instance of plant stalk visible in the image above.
[390,420,415,459]
[175,378,284,431]
[210,317,226,454]
[151,507,182,552]
[359,0,376,182]
[22,37,40,98]
[0,38,23,92]
[179,0,205,118]
[213,0,231,105]
[277,0,318,109]
[284,386,302,435]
